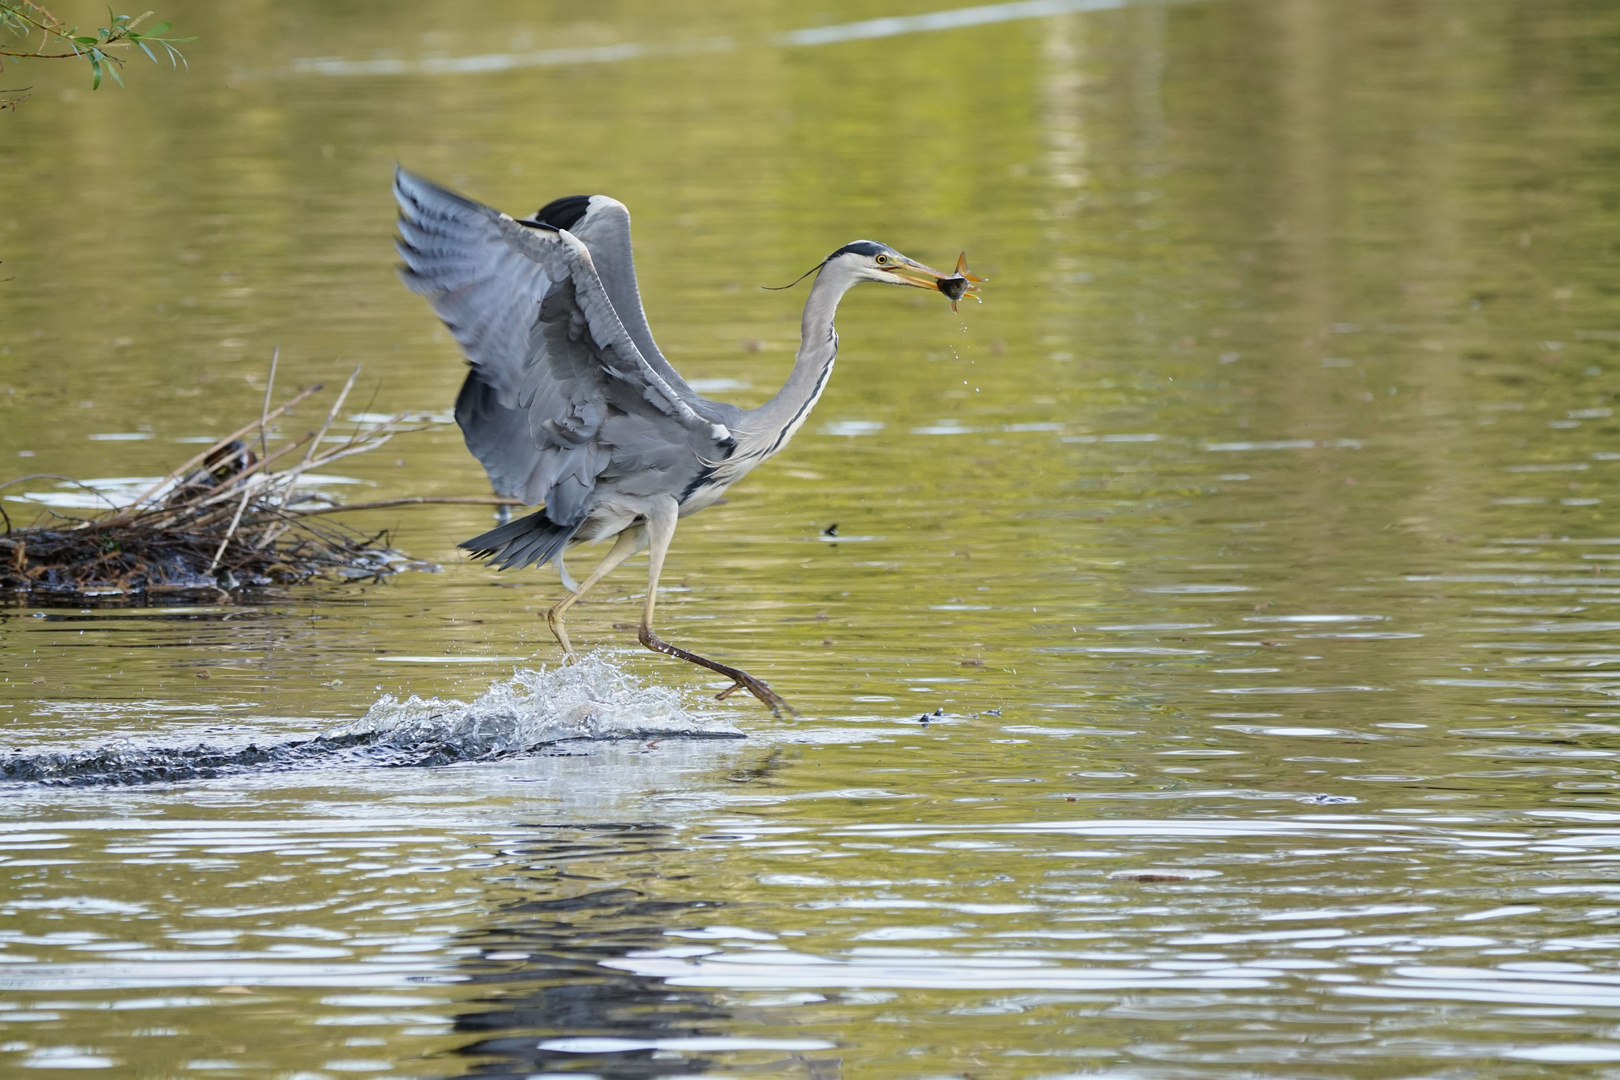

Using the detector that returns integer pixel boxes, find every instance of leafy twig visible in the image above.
[0,4,192,97]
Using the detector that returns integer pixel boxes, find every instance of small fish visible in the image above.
[937,253,986,313]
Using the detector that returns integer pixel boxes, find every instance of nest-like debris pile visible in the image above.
[1,363,509,604]
[0,505,403,600]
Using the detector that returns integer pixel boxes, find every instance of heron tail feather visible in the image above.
[460,510,580,572]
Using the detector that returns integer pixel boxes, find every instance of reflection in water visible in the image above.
[449,826,838,1080]
[3,0,1620,1075]
[287,0,1158,78]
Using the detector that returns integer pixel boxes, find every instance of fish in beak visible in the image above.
[887,252,986,313]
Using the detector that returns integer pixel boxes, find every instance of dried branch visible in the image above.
[0,360,501,603]
[111,382,325,520]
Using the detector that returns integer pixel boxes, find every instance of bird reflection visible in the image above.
[444,823,839,1080]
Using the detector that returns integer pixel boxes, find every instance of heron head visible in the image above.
[829,241,984,312]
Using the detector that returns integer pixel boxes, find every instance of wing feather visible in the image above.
[491,216,724,437]
[394,168,547,407]
[564,199,706,405]
[393,166,735,534]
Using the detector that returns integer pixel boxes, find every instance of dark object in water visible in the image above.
[167,439,257,502]
[1110,870,1199,883]
[0,719,746,785]
[936,253,986,313]
[0,731,381,786]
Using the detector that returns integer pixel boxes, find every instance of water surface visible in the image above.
[4,0,1620,1075]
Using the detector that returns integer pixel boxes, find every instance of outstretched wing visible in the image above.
[394,168,555,499]
[393,167,734,527]
[560,197,704,405]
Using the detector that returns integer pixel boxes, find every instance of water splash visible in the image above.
[0,654,741,787]
[338,653,741,760]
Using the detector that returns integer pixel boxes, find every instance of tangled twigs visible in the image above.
[0,360,519,604]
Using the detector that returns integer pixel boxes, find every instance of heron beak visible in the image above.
[888,253,986,313]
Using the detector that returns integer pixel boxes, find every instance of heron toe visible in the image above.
[716,673,797,719]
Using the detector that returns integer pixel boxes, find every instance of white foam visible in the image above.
[338,653,742,759]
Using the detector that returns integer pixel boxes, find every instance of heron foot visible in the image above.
[715,672,795,717]
[637,626,798,718]
[544,604,574,656]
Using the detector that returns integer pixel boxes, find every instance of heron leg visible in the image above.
[635,497,797,718]
[545,526,645,657]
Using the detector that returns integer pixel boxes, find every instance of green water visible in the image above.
[4,0,1620,1075]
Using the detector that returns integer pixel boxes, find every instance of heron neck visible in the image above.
[743,263,857,452]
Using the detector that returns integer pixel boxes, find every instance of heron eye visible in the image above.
[875,254,889,264]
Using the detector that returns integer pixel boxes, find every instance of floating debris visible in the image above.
[1108,869,1222,883]
[0,357,515,605]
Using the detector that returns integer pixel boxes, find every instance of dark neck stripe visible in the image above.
[763,338,837,458]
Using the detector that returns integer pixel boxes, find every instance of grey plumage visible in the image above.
[395,167,740,565]
[392,165,976,713]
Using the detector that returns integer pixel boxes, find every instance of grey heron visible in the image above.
[392,167,981,716]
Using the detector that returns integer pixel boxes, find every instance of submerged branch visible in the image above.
[293,495,522,517]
